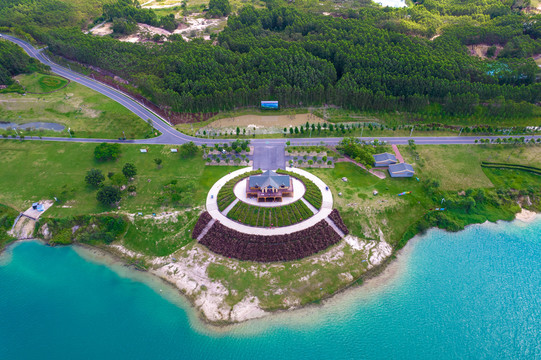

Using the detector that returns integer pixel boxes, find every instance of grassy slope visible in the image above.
[18,72,69,93]
[402,144,541,190]
[309,163,429,246]
[0,73,153,139]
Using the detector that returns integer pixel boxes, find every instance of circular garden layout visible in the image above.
[191,167,350,262]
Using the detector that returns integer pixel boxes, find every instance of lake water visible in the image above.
[0,122,65,131]
[1,218,540,360]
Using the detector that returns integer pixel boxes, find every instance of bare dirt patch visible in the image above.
[468,44,503,59]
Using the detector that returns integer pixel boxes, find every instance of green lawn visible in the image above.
[17,72,69,93]
[308,163,430,246]
[0,73,155,139]
[0,140,236,216]
[401,144,541,190]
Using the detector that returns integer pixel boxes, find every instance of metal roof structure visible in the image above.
[248,170,290,189]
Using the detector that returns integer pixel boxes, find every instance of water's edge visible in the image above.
[2,213,538,331]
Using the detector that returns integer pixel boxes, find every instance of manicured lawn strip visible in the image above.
[217,170,262,211]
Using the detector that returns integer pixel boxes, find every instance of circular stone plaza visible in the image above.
[191,167,350,262]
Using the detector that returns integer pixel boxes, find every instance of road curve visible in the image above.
[2,34,539,147]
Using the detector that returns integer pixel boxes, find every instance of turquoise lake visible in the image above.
[1,218,540,360]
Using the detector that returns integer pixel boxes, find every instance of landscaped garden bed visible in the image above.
[199,220,341,262]
[216,170,262,211]
[227,200,313,227]
[191,211,213,239]
[276,170,323,209]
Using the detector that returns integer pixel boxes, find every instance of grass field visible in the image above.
[402,144,541,190]
[0,140,236,216]
[308,163,430,246]
[17,73,69,93]
[0,73,155,139]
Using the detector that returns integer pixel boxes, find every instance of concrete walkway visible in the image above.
[205,167,334,236]
[222,198,239,216]
[392,144,404,163]
[196,218,216,241]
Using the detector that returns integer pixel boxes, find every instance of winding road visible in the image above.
[2,33,539,151]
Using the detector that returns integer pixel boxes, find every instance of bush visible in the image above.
[85,168,105,187]
[94,143,121,161]
[179,141,198,158]
[97,186,121,206]
[122,163,137,178]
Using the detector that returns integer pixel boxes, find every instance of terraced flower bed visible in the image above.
[227,200,314,227]
[199,220,341,262]
[276,169,322,209]
[217,170,262,211]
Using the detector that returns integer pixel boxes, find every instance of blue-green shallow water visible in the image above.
[1,219,540,360]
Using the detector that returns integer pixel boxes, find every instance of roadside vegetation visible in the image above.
[0,72,157,139]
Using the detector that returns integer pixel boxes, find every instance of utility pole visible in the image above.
[360,124,364,140]
[410,126,414,137]
[458,128,463,136]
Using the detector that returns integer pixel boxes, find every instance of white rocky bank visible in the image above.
[109,235,394,324]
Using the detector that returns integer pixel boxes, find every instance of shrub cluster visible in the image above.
[199,220,341,262]
[328,209,349,236]
[191,211,212,239]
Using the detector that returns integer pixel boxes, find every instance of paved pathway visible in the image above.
[196,218,216,241]
[222,198,239,216]
[325,217,345,238]
[252,143,286,170]
[392,144,404,163]
[205,167,333,236]
[300,197,318,214]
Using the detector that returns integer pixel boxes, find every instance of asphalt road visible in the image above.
[2,34,540,149]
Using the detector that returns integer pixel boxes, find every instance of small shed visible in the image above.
[140,148,148,153]
[388,163,415,178]
[373,152,397,167]
[170,148,178,153]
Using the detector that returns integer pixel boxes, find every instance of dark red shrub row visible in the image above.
[329,209,349,235]
[191,211,213,239]
[199,220,341,262]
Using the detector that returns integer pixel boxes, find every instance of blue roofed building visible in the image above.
[388,163,415,178]
[373,152,397,167]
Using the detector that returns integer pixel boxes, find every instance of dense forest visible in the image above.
[0,40,43,85]
[0,0,539,118]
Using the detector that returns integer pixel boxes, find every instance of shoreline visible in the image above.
[2,211,539,330]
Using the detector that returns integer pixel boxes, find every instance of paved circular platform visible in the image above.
[206,167,333,235]
[233,177,306,207]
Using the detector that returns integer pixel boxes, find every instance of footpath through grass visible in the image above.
[0,73,155,139]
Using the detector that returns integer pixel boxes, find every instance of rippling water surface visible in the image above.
[1,218,540,360]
